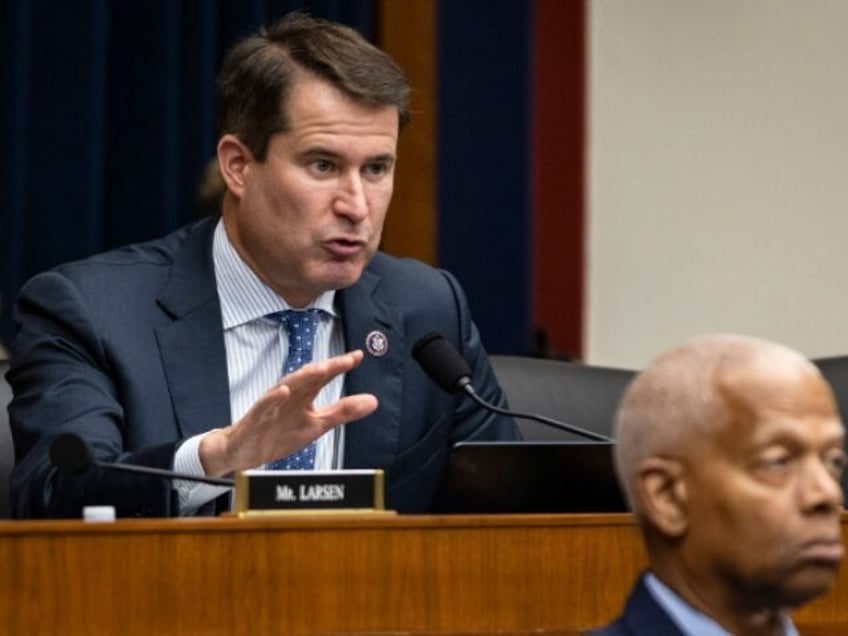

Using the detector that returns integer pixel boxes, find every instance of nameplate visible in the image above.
[233,469,385,514]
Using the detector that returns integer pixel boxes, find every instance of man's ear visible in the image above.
[634,457,689,538]
[217,134,253,199]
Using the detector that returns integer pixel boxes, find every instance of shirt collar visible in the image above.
[644,572,798,636]
[212,218,337,329]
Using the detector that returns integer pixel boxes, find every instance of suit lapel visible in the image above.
[154,218,231,438]
[338,267,404,469]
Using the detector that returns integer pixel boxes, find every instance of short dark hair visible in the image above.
[216,12,410,161]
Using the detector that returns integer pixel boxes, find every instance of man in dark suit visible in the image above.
[8,14,519,518]
[586,335,844,636]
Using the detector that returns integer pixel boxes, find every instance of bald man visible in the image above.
[587,334,845,636]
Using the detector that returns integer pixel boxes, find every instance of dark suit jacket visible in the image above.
[584,574,686,636]
[9,217,519,518]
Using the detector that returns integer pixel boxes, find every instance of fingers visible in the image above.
[205,351,375,474]
[278,350,365,399]
[314,394,379,427]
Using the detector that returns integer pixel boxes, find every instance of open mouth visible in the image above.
[325,237,366,256]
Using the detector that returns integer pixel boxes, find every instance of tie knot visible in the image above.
[273,308,322,340]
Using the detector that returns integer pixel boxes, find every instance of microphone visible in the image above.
[412,332,613,442]
[50,432,235,487]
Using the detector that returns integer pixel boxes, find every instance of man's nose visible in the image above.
[802,457,844,512]
[332,171,368,221]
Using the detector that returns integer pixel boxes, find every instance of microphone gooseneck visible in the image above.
[49,433,235,487]
[412,332,613,443]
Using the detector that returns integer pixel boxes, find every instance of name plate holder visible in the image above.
[233,469,389,517]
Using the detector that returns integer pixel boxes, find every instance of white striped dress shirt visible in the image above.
[174,219,345,513]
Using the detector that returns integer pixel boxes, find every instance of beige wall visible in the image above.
[587,0,848,368]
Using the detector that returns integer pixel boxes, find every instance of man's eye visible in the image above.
[825,450,846,475]
[760,452,792,471]
[312,159,335,173]
[364,163,389,177]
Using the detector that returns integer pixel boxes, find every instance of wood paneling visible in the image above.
[2,513,847,634]
[376,0,437,265]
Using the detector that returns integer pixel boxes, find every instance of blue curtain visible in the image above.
[0,0,375,342]
[437,0,532,354]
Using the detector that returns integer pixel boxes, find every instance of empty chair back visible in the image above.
[811,355,848,503]
[0,358,12,518]
[489,355,636,442]
[814,355,848,423]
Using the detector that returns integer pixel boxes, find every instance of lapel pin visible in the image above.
[365,330,389,357]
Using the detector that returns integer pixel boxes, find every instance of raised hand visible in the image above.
[198,350,378,476]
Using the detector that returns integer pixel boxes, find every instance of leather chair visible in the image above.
[0,358,13,518]
[814,355,848,423]
[489,355,636,442]
[811,355,848,503]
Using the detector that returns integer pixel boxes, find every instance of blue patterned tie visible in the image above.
[268,308,322,470]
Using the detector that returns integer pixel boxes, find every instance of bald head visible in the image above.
[615,334,836,514]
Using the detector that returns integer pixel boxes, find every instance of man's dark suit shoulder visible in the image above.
[365,251,464,308]
[583,574,686,636]
[36,219,211,293]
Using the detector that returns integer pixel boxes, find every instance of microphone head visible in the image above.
[412,332,472,394]
[50,432,95,474]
